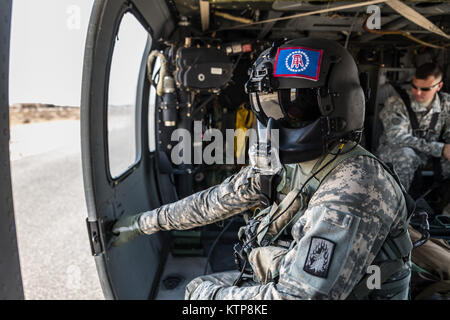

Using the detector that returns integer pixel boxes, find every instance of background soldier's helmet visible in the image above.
[245,38,365,164]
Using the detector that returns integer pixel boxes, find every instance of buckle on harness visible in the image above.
[412,209,430,248]
[233,243,253,274]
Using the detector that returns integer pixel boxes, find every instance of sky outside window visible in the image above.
[9,0,94,106]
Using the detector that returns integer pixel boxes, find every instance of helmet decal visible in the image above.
[287,51,308,71]
[274,47,323,81]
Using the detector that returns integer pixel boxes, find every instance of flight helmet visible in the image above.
[245,38,365,163]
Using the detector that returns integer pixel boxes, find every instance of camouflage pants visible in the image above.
[185,271,258,300]
[377,146,450,191]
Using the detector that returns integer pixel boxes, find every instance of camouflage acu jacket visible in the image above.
[378,90,450,158]
[140,145,408,299]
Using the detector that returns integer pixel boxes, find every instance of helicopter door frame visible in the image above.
[81,0,175,299]
[0,0,24,300]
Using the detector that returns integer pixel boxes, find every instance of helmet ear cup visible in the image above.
[327,51,365,139]
[317,89,335,117]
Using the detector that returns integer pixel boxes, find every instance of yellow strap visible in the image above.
[235,105,255,159]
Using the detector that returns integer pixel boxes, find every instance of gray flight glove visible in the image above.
[111,210,160,247]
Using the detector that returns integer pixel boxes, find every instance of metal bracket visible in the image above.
[86,219,104,256]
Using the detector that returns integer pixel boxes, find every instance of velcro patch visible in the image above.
[274,47,323,81]
[303,237,335,278]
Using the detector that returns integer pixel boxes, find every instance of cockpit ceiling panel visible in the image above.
[169,0,449,46]
[172,0,450,16]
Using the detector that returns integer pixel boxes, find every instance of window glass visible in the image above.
[107,12,148,178]
[148,57,160,153]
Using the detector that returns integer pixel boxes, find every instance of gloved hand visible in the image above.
[111,214,144,247]
[185,280,223,300]
[112,210,160,247]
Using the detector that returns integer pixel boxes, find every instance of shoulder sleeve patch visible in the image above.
[303,236,336,279]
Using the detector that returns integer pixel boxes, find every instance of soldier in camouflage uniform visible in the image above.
[377,63,450,192]
[112,39,413,300]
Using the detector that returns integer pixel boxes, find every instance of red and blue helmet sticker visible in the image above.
[273,46,323,81]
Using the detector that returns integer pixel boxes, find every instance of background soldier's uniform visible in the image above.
[140,144,411,300]
[377,90,450,191]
